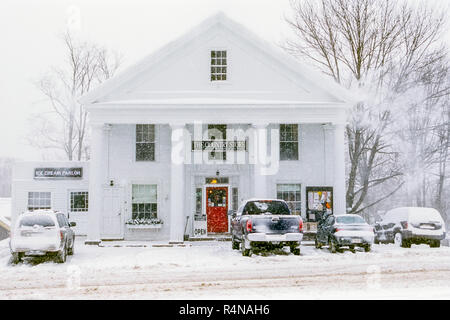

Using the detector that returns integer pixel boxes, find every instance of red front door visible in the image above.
[206,187,228,233]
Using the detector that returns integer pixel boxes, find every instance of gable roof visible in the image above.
[80,12,354,107]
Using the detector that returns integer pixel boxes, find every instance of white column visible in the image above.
[169,123,186,243]
[252,123,269,198]
[333,123,347,214]
[85,123,107,245]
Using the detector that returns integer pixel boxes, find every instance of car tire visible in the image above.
[403,239,411,248]
[315,238,322,249]
[231,236,240,250]
[241,241,252,257]
[364,244,371,252]
[68,238,75,256]
[329,238,338,253]
[11,252,22,264]
[55,245,67,263]
[430,240,441,248]
[290,246,300,255]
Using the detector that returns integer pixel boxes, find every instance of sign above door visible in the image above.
[191,140,247,151]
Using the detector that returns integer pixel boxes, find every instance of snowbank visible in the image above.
[1,239,450,299]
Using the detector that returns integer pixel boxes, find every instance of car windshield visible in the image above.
[244,200,290,215]
[19,215,55,228]
[336,215,366,224]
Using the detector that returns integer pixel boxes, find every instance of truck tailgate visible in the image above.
[251,215,300,234]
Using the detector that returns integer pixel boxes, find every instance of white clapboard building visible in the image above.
[11,13,352,243]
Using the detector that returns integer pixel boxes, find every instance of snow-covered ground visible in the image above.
[1,237,450,300]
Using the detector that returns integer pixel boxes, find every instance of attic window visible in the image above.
[210,50,227,81]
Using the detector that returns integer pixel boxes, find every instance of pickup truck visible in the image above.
[229,199,303,256]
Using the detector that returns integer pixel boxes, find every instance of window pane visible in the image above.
[131,185,158,219]
[280,142,298,160]
[195,188,202,214]
[276,184,301,215]
[136,125,155,161]
[211,50,227,81]
[27,192,51,210]
[136,143,155,161]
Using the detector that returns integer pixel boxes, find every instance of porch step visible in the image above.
[188,234,232,241]
[188,233,315,242]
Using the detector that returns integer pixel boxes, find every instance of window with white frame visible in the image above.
[210,50,227,81]
[136,124,155,161]
[70,191,88,212]
[277,184,301,215]
[27,192,51,211]
[280,124,299,160]
[208,124,227,160]
[131,184,157,219]
[232,187,239,211]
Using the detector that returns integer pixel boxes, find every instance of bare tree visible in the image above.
[284,0,448,215]
[29,31,122,160]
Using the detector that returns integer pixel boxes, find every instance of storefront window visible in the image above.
[70,191,88,212]
[276,184,301,215]
[280,124,299,160]
[306,187,333,222]
[27,192,51,211]
[131,184,157,219]
[136,124,155,161]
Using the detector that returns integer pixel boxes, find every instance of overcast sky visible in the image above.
[0,0,448,161]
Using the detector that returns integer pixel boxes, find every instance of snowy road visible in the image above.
[1,239,450,299]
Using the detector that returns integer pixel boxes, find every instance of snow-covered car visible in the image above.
[374,207,446,248]
[230,199,303,256]
[315,214,374,253]
[9,210,76,264]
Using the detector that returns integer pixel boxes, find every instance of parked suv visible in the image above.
[10,210,76,263]
[315,213,374,253]
[374,207,446,248]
